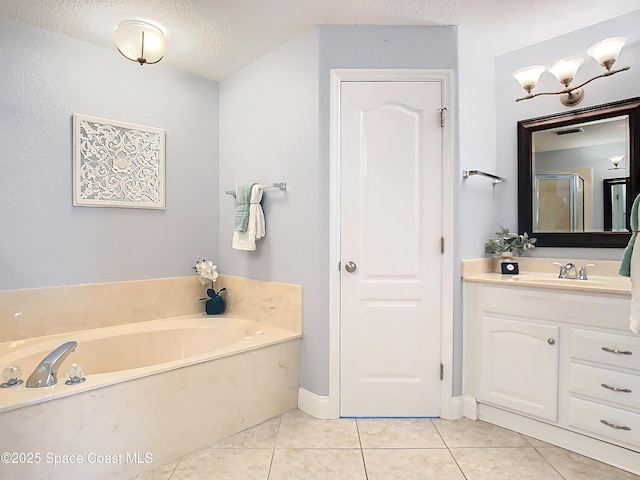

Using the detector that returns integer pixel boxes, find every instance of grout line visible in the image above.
[355,419,369,480]
[165,457,181,480]
[532,446,568,480]
[266,415,283,479]
[431,419,469,480]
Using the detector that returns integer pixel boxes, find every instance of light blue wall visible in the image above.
[495,11,640,260]
[0,16,220,290]
[220,25,460,397]
[218,28,321,390]
[456,27,498,395]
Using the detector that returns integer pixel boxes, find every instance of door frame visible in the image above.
[328,69,455,418]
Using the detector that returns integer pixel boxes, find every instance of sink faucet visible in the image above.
[26,341,77,388]
[552,262,577,279]
[578,263,597,280]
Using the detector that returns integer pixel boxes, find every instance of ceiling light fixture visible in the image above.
[513,36,629,106]
[113,20,167,65]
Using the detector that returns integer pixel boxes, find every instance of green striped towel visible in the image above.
[619,193,640,277]
[234,184,257,232]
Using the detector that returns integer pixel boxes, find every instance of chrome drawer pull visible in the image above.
[600,419,631,431]
[601,383,632,393]
[602,347,633,355]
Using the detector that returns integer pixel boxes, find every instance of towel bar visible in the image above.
[462,170,506,184]
[225,181,287,197]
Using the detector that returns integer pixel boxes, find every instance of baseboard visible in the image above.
[440,395,464,420]
[478,403,640,476]
[297,388,338,419]
[463,395,479,420]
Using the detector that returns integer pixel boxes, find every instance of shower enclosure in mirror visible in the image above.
[518,97,640,248]
[534,174,584,232]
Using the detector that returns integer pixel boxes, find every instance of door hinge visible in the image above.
[439,107,448,127]
[440,363,444,381]
[338,261,341,271]
[440,237,445,254]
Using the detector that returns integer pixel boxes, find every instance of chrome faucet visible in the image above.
[26,341,77,388]
[578,263,597,280]
[552,262,577,279]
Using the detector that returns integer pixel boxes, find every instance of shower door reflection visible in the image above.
[603,177,630,232]
[534,174,585,232]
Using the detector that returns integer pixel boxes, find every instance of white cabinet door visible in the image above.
[479,316,559,422]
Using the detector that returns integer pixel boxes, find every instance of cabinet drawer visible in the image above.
[568,363,640,410]
[568,397,640,449]
[569,329,640,372]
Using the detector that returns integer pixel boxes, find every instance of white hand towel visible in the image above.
[631,230,640,333]
[232,184,265,251]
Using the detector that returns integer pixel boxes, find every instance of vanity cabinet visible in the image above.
[463,278,640,472]
[478,316,558,422]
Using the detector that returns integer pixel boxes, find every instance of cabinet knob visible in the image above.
[548,338,556,345]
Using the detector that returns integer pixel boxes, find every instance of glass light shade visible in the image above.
[512,65,546,91]
[114,20,167,65]
[548,57,584,85]
[609,154,625,168]
[587,36,626,69]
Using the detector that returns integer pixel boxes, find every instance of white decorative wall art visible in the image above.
[73,114,165,209]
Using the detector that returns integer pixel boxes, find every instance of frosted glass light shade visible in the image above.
[609,154,625,168]
[548,56,584,86]
[513,65,546,93]
[587,36,627,70]
[114,20,167,65]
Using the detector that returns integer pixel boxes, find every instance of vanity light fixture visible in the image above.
[608,154,625,170]
[113,20,167,65]
[513,36,629,106]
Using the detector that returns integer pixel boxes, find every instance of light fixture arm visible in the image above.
[515,65,630,102]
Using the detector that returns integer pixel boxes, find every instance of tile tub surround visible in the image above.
[0,339,300,480]
[134,411,638,480]
[0,274,302,342]
[215,275,302,334]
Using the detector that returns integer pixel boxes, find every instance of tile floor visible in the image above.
[135,409,639,480]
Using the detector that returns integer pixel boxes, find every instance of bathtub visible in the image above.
[0,314,301,480]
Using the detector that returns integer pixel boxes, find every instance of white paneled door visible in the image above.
[340,81,444,417]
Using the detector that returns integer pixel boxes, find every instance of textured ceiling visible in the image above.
[0,0,638,80]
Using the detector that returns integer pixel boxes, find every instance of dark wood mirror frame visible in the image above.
[517,97,640,248]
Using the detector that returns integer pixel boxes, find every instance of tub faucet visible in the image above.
[26,341,77,388]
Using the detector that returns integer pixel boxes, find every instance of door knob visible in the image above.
[345,261,357,273]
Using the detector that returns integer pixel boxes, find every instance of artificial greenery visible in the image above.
[485,227,537,256]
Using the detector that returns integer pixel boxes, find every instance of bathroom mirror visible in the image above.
[518,97,640,247]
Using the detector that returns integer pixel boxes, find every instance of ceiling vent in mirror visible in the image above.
[555,127,584,135]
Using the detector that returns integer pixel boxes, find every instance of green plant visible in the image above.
[485,227,537,256]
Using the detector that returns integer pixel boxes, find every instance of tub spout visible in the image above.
[26,341,77,388]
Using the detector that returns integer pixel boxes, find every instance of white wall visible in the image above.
[0,16,220,291]
[495,10,640,260]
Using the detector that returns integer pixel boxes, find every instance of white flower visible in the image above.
[194,259,218,285]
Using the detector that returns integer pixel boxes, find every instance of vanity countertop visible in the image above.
[463,271,630,296]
